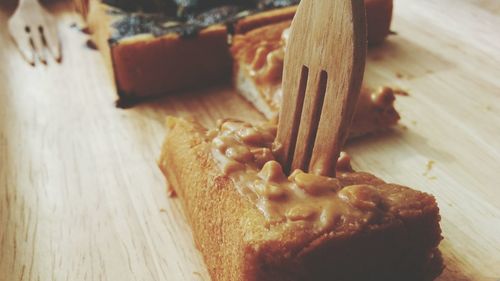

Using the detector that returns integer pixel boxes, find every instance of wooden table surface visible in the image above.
[1,0,499,280]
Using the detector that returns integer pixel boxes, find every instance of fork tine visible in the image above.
[33,25,48,65]
[274,65,309,173]
[7,0,62,66]
[8,23,35,66]
[41,20,61,62]
[309,70,364,176]
[291,69,328,172]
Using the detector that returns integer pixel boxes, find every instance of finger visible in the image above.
[33,25,47,65]
[41,20,61,63]
[8,23,35,66]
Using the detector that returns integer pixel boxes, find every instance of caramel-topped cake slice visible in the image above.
[159,117,443,281]
[231,20,400,137]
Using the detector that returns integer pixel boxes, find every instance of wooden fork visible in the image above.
[8,0,62,66]
[274,0,367,177]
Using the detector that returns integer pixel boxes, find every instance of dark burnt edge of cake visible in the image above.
[115,89,144,109]
[106,6,249,44]
[110,45,140,109]
[102,0,299,15]
[426,249,444,281]
[115,74,233,109]
[104,0,299,44]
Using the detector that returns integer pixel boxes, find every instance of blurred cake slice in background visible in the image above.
[77,0,393,103]
[231,20,400,138]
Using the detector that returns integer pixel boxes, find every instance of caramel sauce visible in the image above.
[210,119,387,232]
[232,21,292,111]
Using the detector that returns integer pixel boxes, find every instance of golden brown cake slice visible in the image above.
[87,0,234,101]
[231,20,400,137]
[159,117,443,281]
[83,0,393,102]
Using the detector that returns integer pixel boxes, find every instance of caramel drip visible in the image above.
[210,120,385,232]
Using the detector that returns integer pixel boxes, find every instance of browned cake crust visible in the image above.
[86,0,393,100]
[159,117,443,281]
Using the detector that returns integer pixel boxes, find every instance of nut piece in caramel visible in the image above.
[371,87,396,108]
[238,127,274,146]
[251,148,275,167]
[258,161,286,182]
[225,145,254,163]
[265,184,288,201]
[338,185,382,210]
[213,136,233,152]
[254,182,287,201]
[286,205,317,222]
[291,170,341,196]
[220,120,250,132]
[223,160,245,175]
[337,152,353,172]
[251,44,273,71]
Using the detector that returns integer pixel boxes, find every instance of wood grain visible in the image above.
[0,0,499,280]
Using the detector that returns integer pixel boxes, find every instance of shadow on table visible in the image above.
[131,83,265,129]
[438,252,476,281]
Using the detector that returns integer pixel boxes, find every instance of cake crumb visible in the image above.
[395,72,414,80]
[80,26,91,35]
[423,160,436,177]
[86,39,98,50]
[115,95,142,109]
[393,88,409,96]
[160,208,167,213]
[167,188,177,197]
